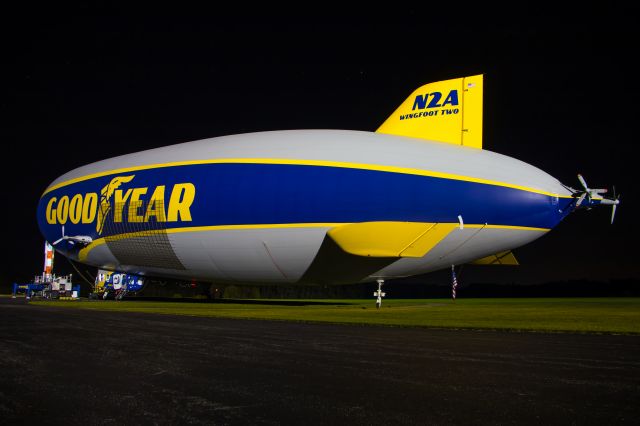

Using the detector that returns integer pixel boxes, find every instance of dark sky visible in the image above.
[3,6,638,285]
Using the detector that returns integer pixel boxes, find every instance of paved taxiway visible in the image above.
[1,298,639,425]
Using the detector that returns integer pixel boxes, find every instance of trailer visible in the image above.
[12,242,80,300]
[12,274,80,300]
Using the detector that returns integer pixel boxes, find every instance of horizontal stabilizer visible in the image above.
[376,74,483,149]
[470,250,519,265]
[328,222,457,258]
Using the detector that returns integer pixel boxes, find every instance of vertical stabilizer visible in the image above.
[376,74,483,149]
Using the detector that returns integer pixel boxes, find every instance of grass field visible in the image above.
[20,297,640,334]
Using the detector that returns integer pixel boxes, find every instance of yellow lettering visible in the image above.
[144,185,166,222]
[128,188,148,223]
[69,194,83,224]
[82,193,97,223]
[168,183,195,222]
[56,196,69,224]
[113,189,133,222]
[46,197,57,224]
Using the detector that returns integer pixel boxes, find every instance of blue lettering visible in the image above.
[442,90,459,106]
[412,94,428,110]
[427,92,442,108]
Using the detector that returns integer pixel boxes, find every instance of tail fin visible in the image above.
[376,74,483,149]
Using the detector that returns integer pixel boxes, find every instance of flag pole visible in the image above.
[451,264,457,302]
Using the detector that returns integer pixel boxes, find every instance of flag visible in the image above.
[451,265,458,300]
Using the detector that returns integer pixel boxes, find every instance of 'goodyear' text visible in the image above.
[45,179,195,233]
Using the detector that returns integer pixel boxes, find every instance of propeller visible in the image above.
[610,186,621,224]
[53,225,65,245]
[577,174,588,193]
[573,174,620,224]
[52,225,76,245]
[52,225,92,246]
[575,174,608,207]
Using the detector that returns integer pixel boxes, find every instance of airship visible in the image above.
[37,75,619,289]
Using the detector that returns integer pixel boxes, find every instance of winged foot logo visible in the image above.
[97,175,135,233]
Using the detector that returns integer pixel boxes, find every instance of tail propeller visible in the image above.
[572,174,620,224]
[610,186,621,224]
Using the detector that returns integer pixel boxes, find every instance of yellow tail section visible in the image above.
[470,250,519,265]
[376,74,483,149]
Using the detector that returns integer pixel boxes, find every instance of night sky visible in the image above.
[3,6,638,286]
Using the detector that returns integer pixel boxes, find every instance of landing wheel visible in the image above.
[374,279,386,308]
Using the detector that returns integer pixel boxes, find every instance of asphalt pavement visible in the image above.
[1,297,639,425]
